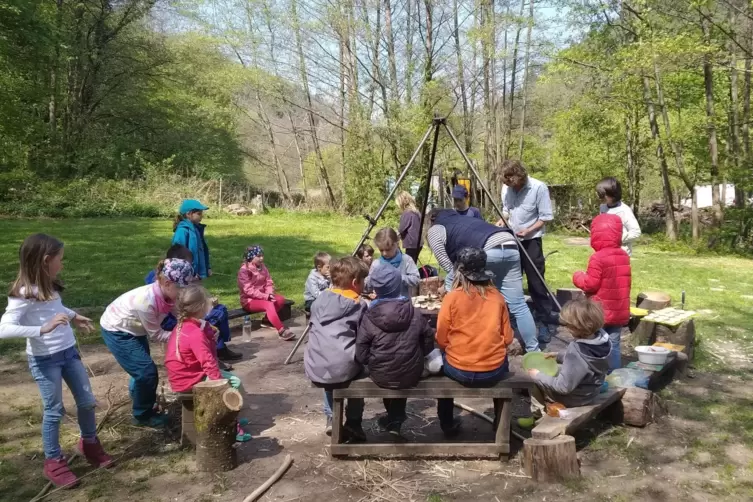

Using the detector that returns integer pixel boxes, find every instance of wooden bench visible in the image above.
[226,299,295,323]
[331,374,533,459]
[530,387,626,440]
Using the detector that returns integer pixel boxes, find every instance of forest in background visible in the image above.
[1,0,752,250]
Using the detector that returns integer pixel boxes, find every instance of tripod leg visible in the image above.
[442,123,562,312]
[417,122,442,242]
[284,324,311,365]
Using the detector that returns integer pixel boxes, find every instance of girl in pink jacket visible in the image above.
[238,245,296,341]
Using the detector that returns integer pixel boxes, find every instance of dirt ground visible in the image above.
[2,316,753,502]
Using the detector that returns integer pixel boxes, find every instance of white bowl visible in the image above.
[635,345,670,365]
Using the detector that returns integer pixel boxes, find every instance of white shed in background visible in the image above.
[681,184,736,208]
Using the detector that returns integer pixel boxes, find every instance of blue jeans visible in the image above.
[604,326,622,371]
[437,355,509,427]
[28,346,97,459]
[101,329,158,421]
[485,246,540,352]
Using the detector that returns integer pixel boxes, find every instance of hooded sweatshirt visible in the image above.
[366,254,420,298]
[356,299,434,389]
[304,289,367,384]
[164,318,222,393]
[238,263,274,305]
[600,202,641,256]
[573,213,632,327]
[172,220,210,279]
[533,330,611,407]
[303,269,330,303]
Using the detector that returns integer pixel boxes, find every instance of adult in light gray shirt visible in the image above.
[496,159,556,343]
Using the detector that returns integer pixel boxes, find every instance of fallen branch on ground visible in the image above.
[453,402,527,442]
[241,454,293,502]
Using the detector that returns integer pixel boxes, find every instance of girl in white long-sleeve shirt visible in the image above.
[597,177,642,256]
[0,234,113,488]
[100,258,195,428]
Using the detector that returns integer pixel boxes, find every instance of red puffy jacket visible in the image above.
[573,213,632,327]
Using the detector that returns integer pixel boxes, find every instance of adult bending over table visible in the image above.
[496,159,557,342]
[427,209,539,353]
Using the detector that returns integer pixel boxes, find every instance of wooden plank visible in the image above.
[227,299,296,320]
[344,374,533,390]
[330,442,509,457]
[531,388,626,440]
[335,387,514,399]
[331,398,344,446]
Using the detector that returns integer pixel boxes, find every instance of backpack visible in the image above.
[419,265,438,279]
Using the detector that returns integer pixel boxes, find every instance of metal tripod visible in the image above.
[284,117,561,364]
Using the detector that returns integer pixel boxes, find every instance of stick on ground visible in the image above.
[241,454,293,502]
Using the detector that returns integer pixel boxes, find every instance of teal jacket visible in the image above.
[172,220,210,279]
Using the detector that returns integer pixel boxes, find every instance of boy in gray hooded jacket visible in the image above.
[522,298,611,425]
[304,256,369,441]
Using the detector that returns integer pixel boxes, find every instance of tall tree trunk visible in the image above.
[729,14,745,208]
[287,111,308,200]
[503,0,526,160]
[625,114,636,207]
[384,0,399,101]
[49,0,64,146]
[405,0,414,105]
[701,15,724,224]
[744,52,751,175]
[454,0,472,153]
[653,59,697,240]
[518,0,534,158]
[642,76,677,240]
[291,0,337,207]
[632,111,642,212]
[481,0,494,190]
[257,91,291,200]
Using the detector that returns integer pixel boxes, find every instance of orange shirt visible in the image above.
[435,287,514,372]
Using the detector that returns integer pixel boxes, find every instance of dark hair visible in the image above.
[356,243,374,259]
[596,177,622,201]
[500,159,528,183]
[330,256,369,289]
[314,252,331,269]
[373,228,399,250]
[9,234,65,301]
[167,244,193,262]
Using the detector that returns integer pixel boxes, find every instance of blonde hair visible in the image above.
[9,234,65,301]
[173,284,212,361]
[395,191,419,213]
[451,273,494,299]
[559,298,605,339]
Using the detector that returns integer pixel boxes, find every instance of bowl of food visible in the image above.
[635,345,670,365]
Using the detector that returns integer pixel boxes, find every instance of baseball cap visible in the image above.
[178,199,209,215]
[455,247,494,282]
[452,185,468,199]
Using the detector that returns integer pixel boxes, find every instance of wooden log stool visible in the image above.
[193,379,244,472]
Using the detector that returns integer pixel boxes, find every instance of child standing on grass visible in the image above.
[572,213,631,371]
[367,228,420,298]
[596,177,641,257]
[304,257,369,442]
[0,234,113,488]
[172,199,212,279]
[520,299,611,428]
[356,265,434,436]
[435,248,514,437]
[303,252,331,313]
[100,258,195,427]
[238,245,296,341]
[146,244,239,363]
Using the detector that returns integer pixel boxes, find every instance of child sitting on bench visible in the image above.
[356,266,434,436]
[303,252,331,313]
[520,298,611,428]
[164,284,250,441]
[304,257,369,442]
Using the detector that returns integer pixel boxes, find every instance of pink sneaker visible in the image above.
[43,457,79,488]
[78,438,114,468]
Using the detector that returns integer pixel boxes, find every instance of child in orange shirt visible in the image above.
[435,247,514,436]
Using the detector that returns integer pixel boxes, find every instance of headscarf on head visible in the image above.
[245,245,263,262]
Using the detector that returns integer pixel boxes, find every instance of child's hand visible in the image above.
[368,292,377,300]
[543,353,557,359]
[527,368,540,377]
[268,294,275,301]
[71,313,95,334]
[41,314,70,335]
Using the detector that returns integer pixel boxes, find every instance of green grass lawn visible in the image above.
[1,212,752,367]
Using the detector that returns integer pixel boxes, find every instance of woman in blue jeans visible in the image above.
[427,209,540,353]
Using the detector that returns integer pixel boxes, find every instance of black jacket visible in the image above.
[355,298,435,389]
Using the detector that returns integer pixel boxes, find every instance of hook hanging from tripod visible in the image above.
[362,214,378,226]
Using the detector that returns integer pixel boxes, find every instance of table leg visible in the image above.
[331,397,344,456]
[494,398,511,461]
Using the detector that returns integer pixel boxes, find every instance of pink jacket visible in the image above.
[165,318,222,393]
[238,263,274,303]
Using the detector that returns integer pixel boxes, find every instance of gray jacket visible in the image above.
[304,269,330,303]
[534,330,611,407]
[367,256,420,298]
[304,290,367,384]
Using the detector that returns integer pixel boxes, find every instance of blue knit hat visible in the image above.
[371,265,402,299]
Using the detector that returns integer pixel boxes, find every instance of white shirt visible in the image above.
[0,289,78,357]
[600,202,641,256]
[100,284,171,342]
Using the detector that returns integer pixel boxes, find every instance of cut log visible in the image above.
[556,288,585,306]
[636,291,671,311]
[194,379,243,472]
[419,276,443,296]
[523,435,580,482]
[612,387,663,427]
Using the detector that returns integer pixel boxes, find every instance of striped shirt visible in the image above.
[427,225,516,274]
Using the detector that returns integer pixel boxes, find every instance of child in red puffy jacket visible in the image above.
[572,213,631,371]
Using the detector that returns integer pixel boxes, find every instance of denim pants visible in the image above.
[101,329,158,420]
[161,305,231,350]
[604,326,622,372]
[437,355,509,427]
[28,346,98,459]
[485,246,540,352]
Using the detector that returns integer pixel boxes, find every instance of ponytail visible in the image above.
[172,213,184,231]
